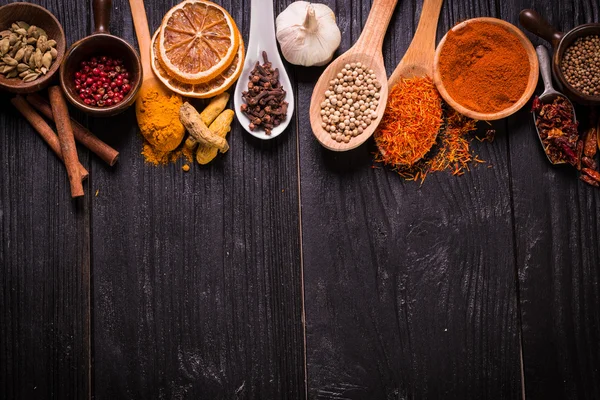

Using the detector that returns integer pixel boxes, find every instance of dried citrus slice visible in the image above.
[158,0,240,84]
[151,29,245,98]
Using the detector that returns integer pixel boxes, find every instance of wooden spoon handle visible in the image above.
[128,0,152,77]
[353,0,399,55]
[389,0,443,85]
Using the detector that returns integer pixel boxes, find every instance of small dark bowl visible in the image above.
[520,9,600,105]
[59,0,142,117]
[0,3,66,94]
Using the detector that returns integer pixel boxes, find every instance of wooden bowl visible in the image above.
[433,17,539,121]
[520,9,600,105]
[0,3,66,94]
[59,0,142,117]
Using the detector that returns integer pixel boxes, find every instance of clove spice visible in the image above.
[240,51,288,135]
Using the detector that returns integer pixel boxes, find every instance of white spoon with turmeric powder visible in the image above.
[129,0,185,151]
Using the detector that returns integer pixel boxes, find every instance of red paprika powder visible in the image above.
[438,21,530,113]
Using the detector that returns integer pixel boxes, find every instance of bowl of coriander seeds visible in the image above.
[520,9,600,105]
[0,3,66,94]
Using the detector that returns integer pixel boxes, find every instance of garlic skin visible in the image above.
[276,1,341,67]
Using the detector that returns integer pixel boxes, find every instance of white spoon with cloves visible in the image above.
[234,0,294,140]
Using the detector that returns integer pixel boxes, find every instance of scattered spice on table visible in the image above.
[532,96,579,165]
[377,107,483,183]
[319,61,381,143]
[375,76,442,167]
[74,56,132,107]
[561,35,600,96]
[0,21,57,82]
[438,20,530,113]
[241,51,288,135]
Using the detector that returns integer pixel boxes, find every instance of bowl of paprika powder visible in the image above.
[433,17,539,120]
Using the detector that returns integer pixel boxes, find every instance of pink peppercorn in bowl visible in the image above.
[59,0,141,117]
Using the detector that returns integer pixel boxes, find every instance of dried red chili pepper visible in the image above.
[582,156,597,170]
[576,140,584,170]
[533,96,579,164]
[582,168,600,182]
[581,175,600,187]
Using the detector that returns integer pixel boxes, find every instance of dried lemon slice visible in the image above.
[151,28,244,98]
[158,0,240,84]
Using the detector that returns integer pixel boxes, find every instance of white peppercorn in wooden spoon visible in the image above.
[309,0,399,151]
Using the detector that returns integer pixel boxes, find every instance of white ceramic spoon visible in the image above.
[234,0,294,140]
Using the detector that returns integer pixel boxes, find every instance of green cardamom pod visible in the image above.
[27,37,37,45]
[37,36,47,53]
[18,70,30,78]
[34,48,42,68]
[14,47,25,62]
[22,72,39,82]
[28,54,36,69]
[23,46,33,63]
[2,56,18,66]
[0,39,9,55]
[17,63,29,72]
[6,69,18,79]
[8,33,18,46]
[15,28,27,36]
[50,47,57,60]
[36,28,47,39]
[27,25,36,37]
[11,23,20,31]
[17,21,30,31]
[47,39,57,48]
[42,51,52,69]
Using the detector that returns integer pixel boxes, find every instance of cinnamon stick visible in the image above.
[26,93,119,166]
[48,86,84,198]
[11,96,89,181]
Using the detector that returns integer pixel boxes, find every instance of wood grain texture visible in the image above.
[0,1,91,398]
[299,0,522,398]
[89,0,304,399]
[506,0,600,398]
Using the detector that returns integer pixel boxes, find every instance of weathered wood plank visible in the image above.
[0,1,91,399]
[89,0,304,398]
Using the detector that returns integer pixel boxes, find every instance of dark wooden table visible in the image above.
[1,0,599,398]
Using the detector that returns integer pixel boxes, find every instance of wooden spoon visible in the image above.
[129,0,184,150]
[389,0,443,86]
[309,0,399,152]
[376,0,443,164]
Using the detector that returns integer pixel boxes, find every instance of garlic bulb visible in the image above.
[276,1,341,67]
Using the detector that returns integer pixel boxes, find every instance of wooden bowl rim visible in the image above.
[0,2,66,93]
[59,33,143,117]
[433,17,539,121]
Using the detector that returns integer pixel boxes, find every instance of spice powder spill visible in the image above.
[438,21,530,113]
[375,76,443,167]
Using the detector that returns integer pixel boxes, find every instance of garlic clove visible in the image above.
[276,1,341,67]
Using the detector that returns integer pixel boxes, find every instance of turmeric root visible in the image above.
[196,110,234,165]
[184,93,230,151]
[180,102,229,153]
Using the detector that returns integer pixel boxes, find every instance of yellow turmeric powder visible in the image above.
[141,141,194,165]
[135,84,185,152]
